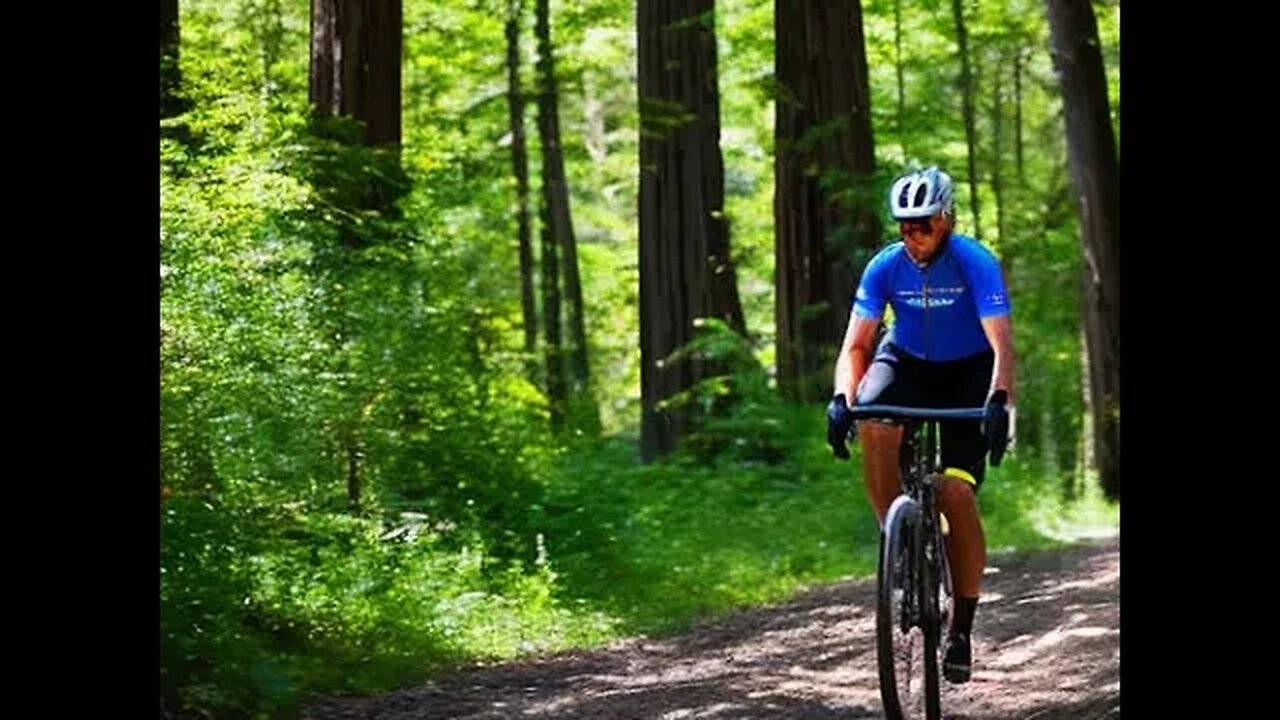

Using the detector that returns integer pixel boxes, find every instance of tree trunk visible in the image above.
[309,0,336,116]
[540,186,566,428]
[308,0,403,513]
[1015,46,1025,183]
[774,0,880,403]
[160,0,187,123]
[1079,318,1094,470]
[584,73,608,170]
[310,0,401,148]
[535,0,595,430]
[991,48,1006,250]
[894,0,907,160]
[951,0,982,239]
[638,0,748,460]
[505,0,538,378]
[1047,0,1121,501]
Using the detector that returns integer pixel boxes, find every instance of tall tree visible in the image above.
[774,0,880,402]
[160,0,186,122]
[894,0,907,159]
[990,47,1007,250]
[308,0,403,513]
[638,0,748,460]
[951,0,982,239]
[1045,0,1120,501]
[1014,45,1026,183]
[505,0,538,378]
[535,0,594,430]
[310,0,402,149]
[541,160,566,428]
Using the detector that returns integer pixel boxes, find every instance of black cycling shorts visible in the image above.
[855,339,994,490]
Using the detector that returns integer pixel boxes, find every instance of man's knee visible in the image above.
[936,474,977,508]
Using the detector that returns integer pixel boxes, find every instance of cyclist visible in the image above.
[826,166,1016,684]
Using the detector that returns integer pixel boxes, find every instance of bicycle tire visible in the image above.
[878,496,932,720]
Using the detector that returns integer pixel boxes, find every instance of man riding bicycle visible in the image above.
[826,166,1016,684]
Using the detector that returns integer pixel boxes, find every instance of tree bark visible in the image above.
[991,48,1006,250]
[894,0,907,159]
[535,0,594,428]
[951,0,982,239]
[774,0,880,402]
[1015,45,1025,182]
[160,0,187,124]
[310,0,402,148]
[308,0,403,513]
[1046,0,1121,501]
[505,0,538,377]
[639,1,748,460]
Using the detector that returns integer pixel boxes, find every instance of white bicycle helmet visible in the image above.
[889,167,954,221]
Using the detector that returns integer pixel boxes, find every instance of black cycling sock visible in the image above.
[951,596,978,637]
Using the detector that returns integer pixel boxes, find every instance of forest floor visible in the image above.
[304,535,1119,719]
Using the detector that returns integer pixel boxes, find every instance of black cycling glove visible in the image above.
[983,389,1010,467]
[827,394,856,460]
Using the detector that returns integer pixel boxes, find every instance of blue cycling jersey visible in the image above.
[852,233,1010,362]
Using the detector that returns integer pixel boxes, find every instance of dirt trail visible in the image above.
[304,537,1119,719]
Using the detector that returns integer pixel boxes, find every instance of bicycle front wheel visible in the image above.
[877,496,939,720]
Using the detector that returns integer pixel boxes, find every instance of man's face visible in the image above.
[900,214,947,264]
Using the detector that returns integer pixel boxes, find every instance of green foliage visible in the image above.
[537,391,1063,638]
[160,0,1118,717]
[161,497,615,717]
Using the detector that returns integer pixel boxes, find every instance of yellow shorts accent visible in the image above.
[942,467,977,487]
[935,468,974,538]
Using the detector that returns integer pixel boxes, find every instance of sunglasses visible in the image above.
[899,218,933,236]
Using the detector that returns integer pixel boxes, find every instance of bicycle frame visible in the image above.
[856,404,986,617]
[881,416,946,632]
[852,403,986,720]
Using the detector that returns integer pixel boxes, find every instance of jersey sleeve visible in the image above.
[852,248,892,319]
[964,242,1011,318]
